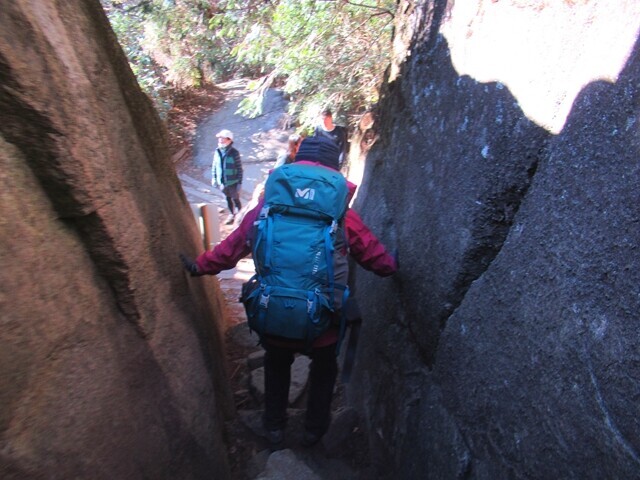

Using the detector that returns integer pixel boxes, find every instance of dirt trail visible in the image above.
[174,84,374,479]
[179,79,289,207]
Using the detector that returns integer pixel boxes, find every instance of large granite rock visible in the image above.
[348,0,640,478]
[0,1,232,479]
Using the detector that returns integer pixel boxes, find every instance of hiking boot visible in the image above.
[265,429,284,449]
[225,214,235,225]
[301,430,323,448]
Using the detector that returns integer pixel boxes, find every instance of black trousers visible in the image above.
[222,183,241,214]
[262,342,338,436]
[225,195,241,214]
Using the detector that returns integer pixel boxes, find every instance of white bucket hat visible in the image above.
[216,129,234,141]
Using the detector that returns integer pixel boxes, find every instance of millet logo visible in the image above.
[295,188,315,200]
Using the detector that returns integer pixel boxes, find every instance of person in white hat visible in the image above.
[212,129,243,224]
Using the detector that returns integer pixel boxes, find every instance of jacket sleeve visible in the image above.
[344,209,397,277]
[211,150,220,186]
[233,148,243,183]
[195,203,259,274]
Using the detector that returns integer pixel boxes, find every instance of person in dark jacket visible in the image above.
[212,128,243,224]
[182,137,397,449]
[313,108,348,167]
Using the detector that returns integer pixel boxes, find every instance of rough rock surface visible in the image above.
[349,0,640,478]
[0,1,232,479]
[3,0,639,479]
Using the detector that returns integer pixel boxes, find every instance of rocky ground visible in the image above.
[167,83,375,479]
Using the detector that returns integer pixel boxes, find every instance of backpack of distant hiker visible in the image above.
[240,163,350,343]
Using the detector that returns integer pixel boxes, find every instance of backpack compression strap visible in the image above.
[325,221,337,306]
[252,206,271,274]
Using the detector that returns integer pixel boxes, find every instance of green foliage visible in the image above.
[101,0,395,127]
[229,0,396,128]
[102,0,235,115]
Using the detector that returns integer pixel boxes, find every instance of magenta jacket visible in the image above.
[195,161,397,347]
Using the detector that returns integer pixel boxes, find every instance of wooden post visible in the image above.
[201,203,221,250]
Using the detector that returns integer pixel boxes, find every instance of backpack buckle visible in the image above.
[260,293,269,308]
[307,289,321,317]
[259,283,269,308]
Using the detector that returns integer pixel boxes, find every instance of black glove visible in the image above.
[180,253,204,277]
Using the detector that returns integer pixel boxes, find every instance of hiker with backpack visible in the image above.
[181,136,397,449]
[211,128,243,225]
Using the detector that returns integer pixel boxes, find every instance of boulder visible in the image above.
[348,1,640,478]
[0,2,232,478]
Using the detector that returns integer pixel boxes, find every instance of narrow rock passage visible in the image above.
[176,82,375,479]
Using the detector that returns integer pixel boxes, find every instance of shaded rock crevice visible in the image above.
[360,29,551,369]
[0,61,151,337]
[0,54,85,218]
[444,146,542,330]
[63,212,149,337]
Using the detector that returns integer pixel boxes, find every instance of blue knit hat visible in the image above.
[294,136,340,170]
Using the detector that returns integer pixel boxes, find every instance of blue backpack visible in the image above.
[241,163,350,343]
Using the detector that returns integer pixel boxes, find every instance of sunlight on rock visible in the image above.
[441,0,640,133]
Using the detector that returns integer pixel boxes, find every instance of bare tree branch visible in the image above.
[344,0,394,17]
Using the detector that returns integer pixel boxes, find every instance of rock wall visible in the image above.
[0,1,232,479]
[349,0,640,478]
